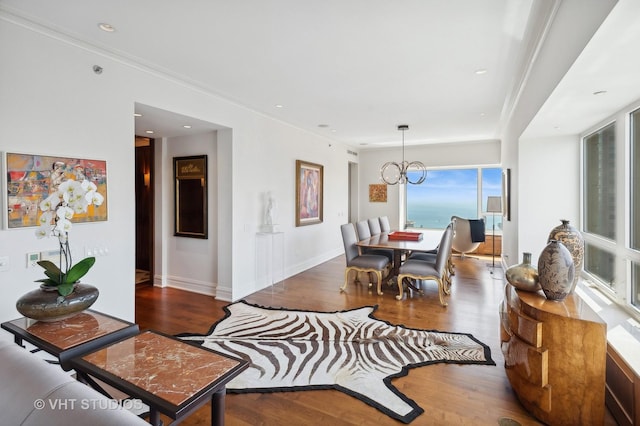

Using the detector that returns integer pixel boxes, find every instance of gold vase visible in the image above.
[505,252,540,292]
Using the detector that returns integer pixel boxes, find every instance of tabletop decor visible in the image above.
[537,240,575,301]
[179,300,495,424]
[388,231,423,241]
[547,219,584,293]
[16,178,104,321]
[505,252,540,292]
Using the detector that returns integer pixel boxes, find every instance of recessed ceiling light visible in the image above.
[593,90,607,95]
[479,112,486,117]
[183,125,192,129]
[331,129,337,133]
[275,104,284,108]
[145,130,154,134]
[98,23,116,32]
[134,113,142,117]
[475,68,488,75]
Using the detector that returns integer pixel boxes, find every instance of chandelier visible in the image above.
[380,125,427,185]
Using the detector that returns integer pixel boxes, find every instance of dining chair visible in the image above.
[356,220,394,263]
[340,223,389,296]
[367,217,382,236]
[379,216,391,233]
[451,216,485,257]
[408,222,455,281]
[396,223,453,305]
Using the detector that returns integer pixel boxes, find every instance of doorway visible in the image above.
[135,137,154,286]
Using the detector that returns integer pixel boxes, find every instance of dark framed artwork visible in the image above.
[369,184,387,202]
[295,160,323,227]
[5,152,108,229]
[174,155,208,238]
[502,168,511,221]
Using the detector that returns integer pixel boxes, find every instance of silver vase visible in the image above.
[505,252,540,292]
[538,240,575,301]
[548,219,584,293]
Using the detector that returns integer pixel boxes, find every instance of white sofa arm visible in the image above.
[0,337,148,425]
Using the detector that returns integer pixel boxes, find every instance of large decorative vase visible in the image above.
[537,240,575,301]
[16,283,99,322]
[548,219,584,293]
[505,252,541,292]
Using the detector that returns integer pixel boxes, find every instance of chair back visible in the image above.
[451,215,483,254]
[367,218,382,235]
[356,220,372,241]
[340,223,360,264]
[379,216,391,232]
[436,223,454,273]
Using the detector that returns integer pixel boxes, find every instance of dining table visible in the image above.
[356,231,437,278]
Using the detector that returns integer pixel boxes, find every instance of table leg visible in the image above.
[211,388,226,426]
[149,408,162,426]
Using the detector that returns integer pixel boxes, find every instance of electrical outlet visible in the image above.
[26,252,40,268]
[0,256,9,272]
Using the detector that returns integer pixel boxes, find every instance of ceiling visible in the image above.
[2,0,639,147]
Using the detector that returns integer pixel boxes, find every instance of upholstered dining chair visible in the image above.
[367,217,382,236]
[408,222,455,285]
[379,216,391,233]
[356,220,394,263]
[451,215,485,257]
[340,223,389,296]
[396,223,453,305]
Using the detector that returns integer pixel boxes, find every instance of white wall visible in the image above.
[0,16,349,321]
[159,132,219,296]
[518,135,580,265]
[358,140,501,229]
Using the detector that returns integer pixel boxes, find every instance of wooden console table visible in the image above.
[500,285,606,425]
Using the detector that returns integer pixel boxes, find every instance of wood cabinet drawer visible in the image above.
[502,331,548,387]
[506,302,542,347]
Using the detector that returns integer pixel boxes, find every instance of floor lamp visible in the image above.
[486,196,502,273]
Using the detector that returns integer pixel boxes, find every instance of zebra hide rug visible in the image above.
[178,300,495,424]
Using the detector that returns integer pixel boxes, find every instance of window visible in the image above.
[583,123,616,240]
[584,243,615,289]
[632,108,640,250]
[632,108,640,309]
[582,111,640,313]
[406,167,502,230]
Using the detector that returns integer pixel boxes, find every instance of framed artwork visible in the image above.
[174,155,208,238]
[5,152,108,229]
[502,168,511,221]
[295,160,323,226]
[369,184,387,202]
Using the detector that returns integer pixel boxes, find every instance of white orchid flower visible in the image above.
[56,205,75,221]
[87,191,104,206]
[55,217,73,234]
[35,223,53,239]
[81,179,97,192]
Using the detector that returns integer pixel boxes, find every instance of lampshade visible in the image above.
[486,196,502,213]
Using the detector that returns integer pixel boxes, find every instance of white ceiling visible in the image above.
[2,0,640,147]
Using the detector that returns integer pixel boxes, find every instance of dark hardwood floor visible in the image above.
[135,255,616,426]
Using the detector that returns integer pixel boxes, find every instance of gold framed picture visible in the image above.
[295,160,323,226]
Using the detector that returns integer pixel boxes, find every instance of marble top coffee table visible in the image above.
[1,310,139,371]
[69,330,248,426]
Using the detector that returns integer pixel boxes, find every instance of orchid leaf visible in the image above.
[56,282,75,296]
[64,257,96,284]
[37,260,62,278]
